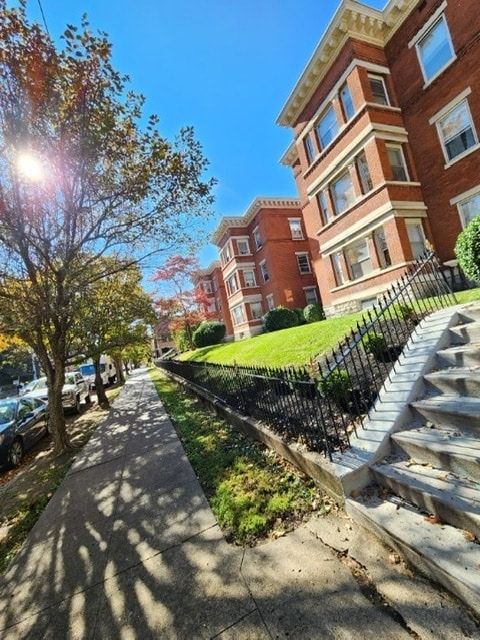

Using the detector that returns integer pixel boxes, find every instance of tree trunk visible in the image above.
[46,363,71,454]
[94,356,109,409]
[114,355,125,384]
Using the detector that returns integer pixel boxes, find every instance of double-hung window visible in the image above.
[332,252,345,286]
[374,228,392,267]
[243,269,256,288]
[253,228,262,250]
[227,274,238,295]
[317,190,331,225]
[289,218,303,240]
[345,239,373,281]
[231,305,245,326]
[202,280,212,294]
[260,260,269,282]
[237,239,250,255]
[316,105,338,149]
[368,74,389,106]
[437,100,477,162]
[221,244,232,265]
[332,170,356,215]
[296,253,311,274]
[304,287,318,305]
[304,134,316,164]
[250,302,263,320]
[356,152,373,193]
[458,190,480,227]
[339,83,354,121]
[406,219,426,259]
[416,15,454,82]
[387,145,409,181]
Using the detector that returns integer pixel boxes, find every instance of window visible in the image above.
[207,300,216,313]
[332,171,356,215]
[340,83,354,120]
[237,239,250,255]
[296,253,311,274]
[253,228,262,250]
[345,239,373,280]
[368,75,389,106]
[231,305,245,326]
[406,220,426,259]
[317,190,331,225]
[250,302,263,320]
[266,294,274,310]
[243,269,256,288]
[202,280,212,294]
[387,145,409,181]
[373,228,392,267]
[458,191,480,227]
[304,134,316,164]
[213,276,218,292]
[227,274,238,295]
[416,16,454,82]
[316,105,338,149]
[216,296,222,312]
[304,287,318,305]
[356,152,373,193]
[289,218,304,240]
[437,100,477,162]
[332,252,345,286]
[260,260,269,282]
[221,244,232,265]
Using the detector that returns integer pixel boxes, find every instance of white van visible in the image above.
[78,355,116,390]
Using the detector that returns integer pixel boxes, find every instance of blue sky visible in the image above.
[25,0,386,268]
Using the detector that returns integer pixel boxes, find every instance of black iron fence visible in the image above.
[158,251,457,460]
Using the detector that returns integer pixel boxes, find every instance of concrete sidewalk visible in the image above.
[0,369,477,639]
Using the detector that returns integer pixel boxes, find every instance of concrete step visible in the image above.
[449,321,480,345]
[436,345,480,368]
[458,305,480,324]
[346,491,480,613]
[391,427,480,482]
[410,396,480,431]
[371,459,480,539]
[424,368,480,396]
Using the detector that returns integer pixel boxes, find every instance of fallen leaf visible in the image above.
[463,530,477,542]
[424,513,442,524]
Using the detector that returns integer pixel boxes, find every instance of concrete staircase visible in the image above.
[346,303,480,613]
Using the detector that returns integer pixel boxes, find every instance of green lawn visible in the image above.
[178,288,480,368]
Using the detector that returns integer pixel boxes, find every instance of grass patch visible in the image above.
[150,368,336,545]
[176,289,480,368]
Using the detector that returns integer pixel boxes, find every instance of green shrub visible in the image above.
[455,216,480,282]
[318,369,350,401]
[395,303,415,322]
[293,308,307,325]
[263,306,299,332]
[363,331,387,357]
[303,303,325,323]
[173,328,191,352]
[193,321,226,348]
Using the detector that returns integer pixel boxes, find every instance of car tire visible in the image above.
[73,396,81,414]
[85,393,91,404]
[9,439,23,467]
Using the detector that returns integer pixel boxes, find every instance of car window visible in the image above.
[0,401,15,424]
[34,378,48,390]
[65,374,76,385]
[18,398,34,419]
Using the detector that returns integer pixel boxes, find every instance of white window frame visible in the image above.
[260,260,269,283]
[316,104,339,150]
[339,82,355,121]
[237,238,250,255]
[231,304,245,326]
[304,134,316,164]
[317,190,331,225]
[243,269,256,288]
[356,152,373,193]
[289,218,304,240]
[202,280,212,294]
[332,252,345,286]
[386,144,409,181]
[250,301,263,320]
[368,74,389,106]
[226,273,238,295]
[304,287,318,305]
[412,9,455,83]
[452,186,480,228]
[253,227,262,250]
[373,227,392,268]
[221,243,232,265]
[266,294,274,310]
[296,252,312,274]
[406,219,427,259]
[345,238,373,281]
[332,170,356,215]
[434,99,478,164]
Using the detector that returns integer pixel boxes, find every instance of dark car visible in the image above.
[0,396,49,468]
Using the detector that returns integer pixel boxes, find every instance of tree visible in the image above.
[455,216,480,282]
[0,4,215,454]
[71,258,157,408]
[152,255,214,350]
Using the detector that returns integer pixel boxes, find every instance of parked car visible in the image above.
[0,396,49,468]
[24,372,90,414]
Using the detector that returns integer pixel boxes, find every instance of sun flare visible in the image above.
[16,152,44,182]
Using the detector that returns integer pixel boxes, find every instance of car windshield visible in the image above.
[0,400,16,424]
[65,374,76,385]
[32,378,48,390]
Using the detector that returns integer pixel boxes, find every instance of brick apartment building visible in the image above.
[210,197,319,340]
[195,260,234,338]
[277,0,480,316]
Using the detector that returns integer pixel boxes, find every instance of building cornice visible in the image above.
[277,0,421,129]
[211,196,301,246]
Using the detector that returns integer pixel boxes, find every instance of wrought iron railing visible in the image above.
[158,251,457,460]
